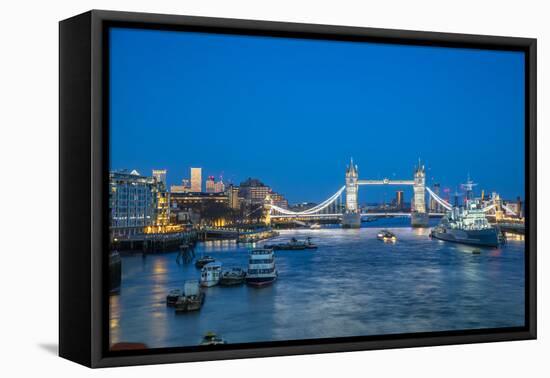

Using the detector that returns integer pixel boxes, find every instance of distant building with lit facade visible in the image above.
[170,183,188,193]
[502,197,523,218]
[516,196,523,218]
[429,183,441,212]
[227,185,241,210]
[239,178,271,204]
[170,192,229,207]
[190,167,202,192]
[170,178,191,193]
[290,202,318,211]
[155,190,170,227]
[206,176,216,193]
[395,190,404,210]
[152,169,167,189]
[270,192,289,209]
[109,170,158,237]
[214,179,225,193]
[152,170,170,227]
[170,192,230,227]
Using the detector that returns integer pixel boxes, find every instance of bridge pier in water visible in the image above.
[342,213,361,228]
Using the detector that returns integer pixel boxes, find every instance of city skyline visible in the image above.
[111,164,519,208]
[110,28,525,203]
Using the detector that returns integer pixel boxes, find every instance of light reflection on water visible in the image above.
[109,219,525,349]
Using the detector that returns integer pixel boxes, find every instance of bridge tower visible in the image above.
[342,158,361,228]
[411,160,429,227]
[262,194,272,225]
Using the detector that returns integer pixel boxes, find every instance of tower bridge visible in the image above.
[269,158,453,228]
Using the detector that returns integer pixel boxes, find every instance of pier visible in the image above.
[112,231,197,253]
[197,227,278,243]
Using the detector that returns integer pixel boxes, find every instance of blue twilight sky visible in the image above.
[110,27,525,204]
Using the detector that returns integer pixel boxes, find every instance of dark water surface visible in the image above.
[109,219,525,348]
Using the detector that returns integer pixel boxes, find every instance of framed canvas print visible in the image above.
[59,10,536,368]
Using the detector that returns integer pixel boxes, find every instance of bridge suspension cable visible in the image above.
[481,204,496,213]
[244,204,264,217]
[501,204,518,216]
[270,186,345,216]
[482,203,517,216]
[425,187,453,211]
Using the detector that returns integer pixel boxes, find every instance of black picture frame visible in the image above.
[59,9,537,368]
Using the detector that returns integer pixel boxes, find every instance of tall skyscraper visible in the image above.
[395,190,404,210]
[190,167,202,192]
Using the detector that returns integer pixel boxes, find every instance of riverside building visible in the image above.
[109,170,158,238]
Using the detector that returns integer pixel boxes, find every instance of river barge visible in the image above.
[264,237,317,250]
[166,289,182,306]
[219,268,246,286]
[175,281,205,313]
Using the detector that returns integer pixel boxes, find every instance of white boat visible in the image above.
[246,248,277,287]
[310,223,321,229]
[200,262,222,287]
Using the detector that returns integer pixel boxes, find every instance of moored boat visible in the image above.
[200,262,222,287]
[166,289,182,306]
[195,255,215,269]
[200,332,226,345]
[219,268,246,286]
[304,237,318,249]
[246,248,277,287]
[265,237,317,250]
[175,280,205,313]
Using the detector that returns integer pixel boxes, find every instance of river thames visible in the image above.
[109,219,525,349]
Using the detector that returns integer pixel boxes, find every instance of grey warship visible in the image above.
[430,198,500,248]
[431,176,502,247]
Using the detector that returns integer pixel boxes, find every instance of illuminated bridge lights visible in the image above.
[268,161,511,220]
